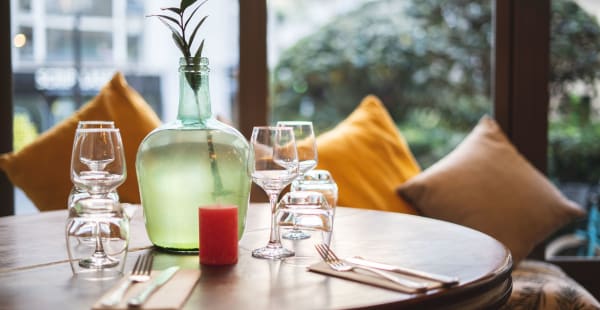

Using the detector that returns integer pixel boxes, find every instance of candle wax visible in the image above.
[199,204,238,265]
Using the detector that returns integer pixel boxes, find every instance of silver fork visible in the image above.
[314,244,428,293]
[101,253,153,307]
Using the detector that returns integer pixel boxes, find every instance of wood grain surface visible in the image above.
[0,204,512,309]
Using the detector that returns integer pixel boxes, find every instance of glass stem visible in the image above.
[267,192,282,246]
[92,221,107,258]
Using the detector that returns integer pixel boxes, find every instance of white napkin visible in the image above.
[308,261,442,293]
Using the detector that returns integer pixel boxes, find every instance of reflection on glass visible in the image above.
[46,29,74,62]
[127,0,145,16]
[127,36,140,63]
[18,0,32,12]
[80,32,113,62]
[46,0,112,16]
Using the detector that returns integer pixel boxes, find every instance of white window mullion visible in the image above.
[113,0,127,67]
[32,0,46,64]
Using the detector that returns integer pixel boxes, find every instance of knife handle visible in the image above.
[128,281,159,307]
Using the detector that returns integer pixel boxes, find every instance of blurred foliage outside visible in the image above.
[13,113,38,152]
[271,0,600,183]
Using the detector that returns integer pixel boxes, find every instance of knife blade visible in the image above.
[127,266,180,307]
[345,257,459,287]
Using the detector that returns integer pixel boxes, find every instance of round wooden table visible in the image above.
[0,204,512,309]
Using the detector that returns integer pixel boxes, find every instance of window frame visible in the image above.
[1,0,14,216]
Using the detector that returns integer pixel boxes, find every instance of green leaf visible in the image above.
[160,7,181,15]
[183,0,208,30]
[194,39,205,64]
[180,0,197,11]
[152,14,181,30]
[188,15,208,48]
[157,16,189,56]
[172,33,190,58]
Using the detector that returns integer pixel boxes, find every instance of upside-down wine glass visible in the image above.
[70,127,126,268]
[250,126,299,259]
[276,121,317,240]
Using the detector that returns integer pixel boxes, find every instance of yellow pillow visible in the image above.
[0,72,160,211]
[316,95,420,214]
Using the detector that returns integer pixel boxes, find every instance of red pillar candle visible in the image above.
[198,204,239,265]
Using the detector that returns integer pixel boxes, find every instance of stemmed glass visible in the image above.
[70,127,126,268]
[277,121,317,240]
[250,126,299,259]
[68,121,119,208]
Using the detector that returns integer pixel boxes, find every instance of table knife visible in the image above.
[127,266,180,307]
[345,257,459,287]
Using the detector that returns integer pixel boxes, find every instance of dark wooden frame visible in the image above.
[0,0,14,217]
[495,2,600,298]
[494,0,549,173]
[238,0,268,138]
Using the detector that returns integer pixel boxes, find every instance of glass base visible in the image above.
[153,244,199,254]
[252,244,295,259]
[79,254,119,269]
[282,229,311,240]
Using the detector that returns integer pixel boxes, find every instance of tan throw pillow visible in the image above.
[397,116,584,264]
[0,72,160,211]
[316,95,421,214]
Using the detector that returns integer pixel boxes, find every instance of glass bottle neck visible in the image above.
[177,57,211,123]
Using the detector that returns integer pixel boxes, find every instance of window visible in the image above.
[268,0,493,167]
[2,0,550,216]
[548,0,600,185]
[9,0,239,214]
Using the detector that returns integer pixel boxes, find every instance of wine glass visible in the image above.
[70,128,126,268]
[250,126,299,259]
[68,121,119,208]
[66,198,129,278]
[277,121,317,240]
[71,128,126,199]
[276,191,334,267]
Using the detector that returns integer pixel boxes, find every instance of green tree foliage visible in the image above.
[272,0,600,179]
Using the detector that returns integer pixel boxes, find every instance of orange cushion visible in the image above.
[316,95,420,214]
[0,72,160,211]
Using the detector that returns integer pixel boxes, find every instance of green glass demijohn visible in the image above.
[136,57,251,252]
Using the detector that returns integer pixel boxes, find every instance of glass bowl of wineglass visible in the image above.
[250,126,299,259]
[276,121,317,240]
[68,121,120,208]
[70,128,126,199]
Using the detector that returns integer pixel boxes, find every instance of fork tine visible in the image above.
[316,244,335,263]
[322,244,340,262]
[314,244,328,262]
[142,254,153,276]
[131,255,143,274]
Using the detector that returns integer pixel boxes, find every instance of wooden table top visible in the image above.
[0,204,512,309]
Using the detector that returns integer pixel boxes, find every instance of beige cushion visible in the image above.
[397,116,584,264]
